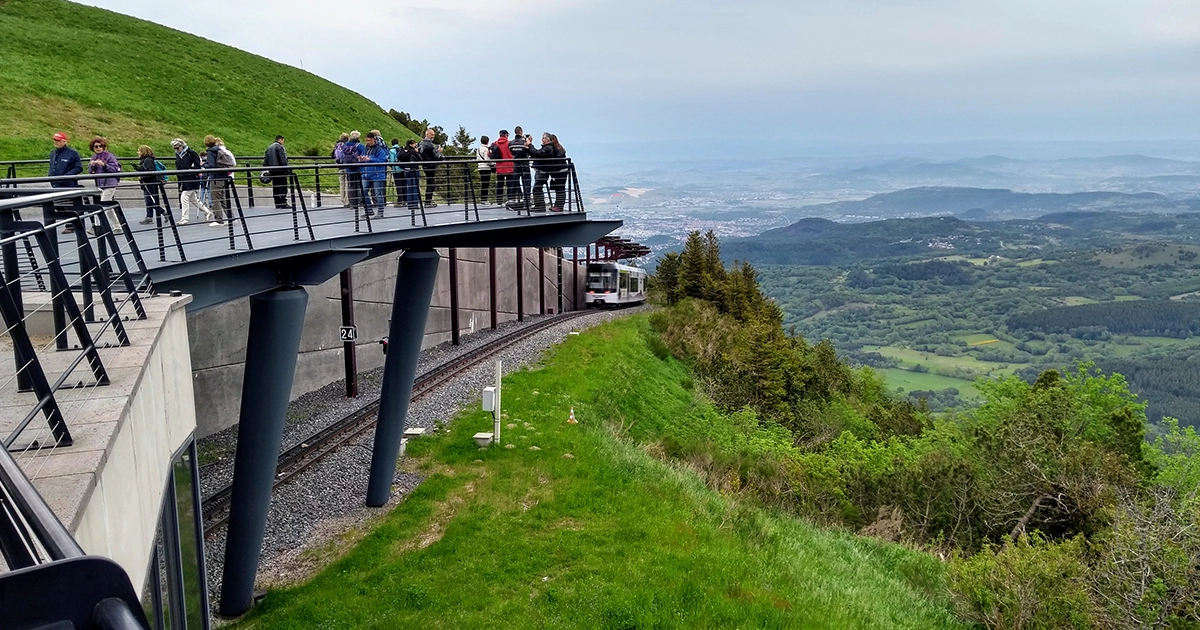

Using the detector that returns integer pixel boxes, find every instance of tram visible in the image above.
[585,262,647,307]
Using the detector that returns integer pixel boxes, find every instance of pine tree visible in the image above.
[678,231,707,300]
[449,125,476,156]
[656,252,682,305]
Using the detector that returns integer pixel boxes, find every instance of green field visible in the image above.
[878,368,979,398]
[235,317,964,629]
[0,0,417,159]
[865,345,1015,377]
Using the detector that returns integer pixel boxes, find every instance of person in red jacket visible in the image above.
[489,130,515,206]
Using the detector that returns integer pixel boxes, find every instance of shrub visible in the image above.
[949,534,1094,629]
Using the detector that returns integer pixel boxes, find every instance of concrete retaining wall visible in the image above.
[190,247,587,437]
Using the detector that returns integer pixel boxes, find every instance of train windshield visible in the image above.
[587,267,618,291]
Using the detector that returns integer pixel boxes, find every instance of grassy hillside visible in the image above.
[236,316,964,629]
[0,0,416,160]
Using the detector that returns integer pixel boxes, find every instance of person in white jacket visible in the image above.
[476,135,493,203]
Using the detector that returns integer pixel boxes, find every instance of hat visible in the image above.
[170,138,185,147]
[52,132,68,142]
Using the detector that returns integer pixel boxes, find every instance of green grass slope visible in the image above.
[236,316,965,629]
[0,0,416,159]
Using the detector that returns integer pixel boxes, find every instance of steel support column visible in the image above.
[219,287,309,617]
[516,247,524,322]
[488,247,497,329]
[366,250,439,507]
[572,247,579,311]
[340,269,358,398]
[538,248,546,315]
[449,248,460,345]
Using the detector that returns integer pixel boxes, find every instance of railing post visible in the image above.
[449,248,460,345]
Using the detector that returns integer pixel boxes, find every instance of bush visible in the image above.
[949,534,1094,629]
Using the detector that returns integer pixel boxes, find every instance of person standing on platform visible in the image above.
[490,130,515,205]
[509,125,531,209]
[476,135,493,203]
[389,137,404,207]
[334,132,350,206]
[528,133,570,212]
[171,138,208,224]
[400,139,421,210]
[418,128,442,207]
[48,132,82,187]
[359,132,389,217]
[203,135,230,226]
[135,145,165,224]
[341,131,364,211]
[263,135,289,209]
[87,136,124,232]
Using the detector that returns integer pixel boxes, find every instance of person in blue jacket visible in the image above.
[48,132,82,188]
[358,131,390,217]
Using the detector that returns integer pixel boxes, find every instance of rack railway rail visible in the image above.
[201,311,592,535]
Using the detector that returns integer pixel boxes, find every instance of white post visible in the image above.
[494,360,502,441]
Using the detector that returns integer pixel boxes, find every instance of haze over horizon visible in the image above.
[79,0,1200,161]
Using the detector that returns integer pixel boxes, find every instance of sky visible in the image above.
[80,0,1200,158]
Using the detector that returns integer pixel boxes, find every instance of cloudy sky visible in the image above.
[81,0,1200,155]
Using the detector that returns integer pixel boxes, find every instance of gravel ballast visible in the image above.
[200,306,649,608]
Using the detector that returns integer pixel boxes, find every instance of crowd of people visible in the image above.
[333,126,570,216]
[42,125,571,232]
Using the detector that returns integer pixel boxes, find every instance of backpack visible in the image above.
[216,147,236,168]
[153,159,168,182]
[333,142,345,164]
[341,141,361,164]
[488,144,501,160]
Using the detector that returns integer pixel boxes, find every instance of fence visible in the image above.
[0,188,152,628]
[0,158,588,267]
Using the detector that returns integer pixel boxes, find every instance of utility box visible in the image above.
[482,386,497,412]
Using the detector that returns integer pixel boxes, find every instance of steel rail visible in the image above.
[200,310,592,535]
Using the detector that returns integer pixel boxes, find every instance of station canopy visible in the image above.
[594,236,651,261]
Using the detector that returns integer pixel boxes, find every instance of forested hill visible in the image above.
[0,0,417,158]
[724,209,1200,265]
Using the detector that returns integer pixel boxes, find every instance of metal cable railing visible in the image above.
[0,188,151,629]
[0,158,586,268]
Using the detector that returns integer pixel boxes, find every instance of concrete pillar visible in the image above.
[366,250,440,507]
[219,286,309,617]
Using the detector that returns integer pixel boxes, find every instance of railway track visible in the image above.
[201,310,592,535]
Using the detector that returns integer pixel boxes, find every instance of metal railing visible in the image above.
[0,158,587,267]
[0,188,151,629]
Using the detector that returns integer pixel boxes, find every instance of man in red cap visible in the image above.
[48,132,82,188]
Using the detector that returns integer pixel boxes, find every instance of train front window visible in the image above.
[587,270,618,292]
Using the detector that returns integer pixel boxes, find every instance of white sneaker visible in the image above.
[179,216,189,225]
[209,221,224,227]
[204,210,214,222]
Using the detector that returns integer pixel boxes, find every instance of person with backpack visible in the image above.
[171,138,208,224]
[508,125,532,210]
[203,135,230,226]
[388,138,405,207]
[263,135,289,209]
[87,136,124,233]
[528,132,570,212]
[341,130,364,211]
[136,145,166,225]
[476,135,493,204]
[417,128,442,207]
[489,130,515,206]
[333,132,350,206]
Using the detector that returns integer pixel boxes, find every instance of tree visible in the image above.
[656,252,682,305]
[449,125,476,156]
[678,231,707,301]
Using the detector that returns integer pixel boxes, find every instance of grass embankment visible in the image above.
[235,316,964,629]
[0,0,415,160]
